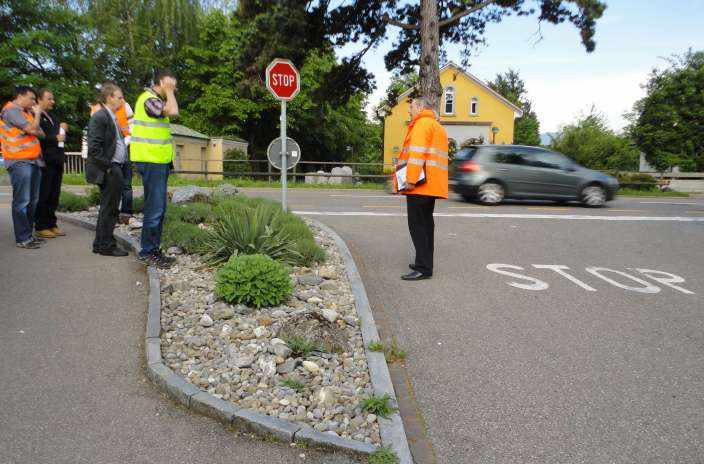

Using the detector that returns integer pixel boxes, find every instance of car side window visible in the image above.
[522,150,568,170]
[493,149,522,165]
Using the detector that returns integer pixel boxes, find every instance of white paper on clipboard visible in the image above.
[395,163,425,191]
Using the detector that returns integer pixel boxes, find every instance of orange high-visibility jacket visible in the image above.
[0,102,41,160]
[90,103,131,137]
[394,109,449,199]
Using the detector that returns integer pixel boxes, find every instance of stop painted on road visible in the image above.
[487,264,696,295]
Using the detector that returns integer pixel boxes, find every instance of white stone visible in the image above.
[320,308,339,323]
[302,361,320,374]
[199,314,213,327]
[316,387,338,407]
[307,296,323,304]
[271,343,292,358]
[253,326,268,338]
[258,356,277,377]
[220,324,233,337]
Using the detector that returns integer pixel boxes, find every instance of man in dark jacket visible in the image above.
[86,83,129,256]
[35,89,67,238]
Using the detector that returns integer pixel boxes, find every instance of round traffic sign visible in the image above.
[267,137,301,170]
[266,59,300,101]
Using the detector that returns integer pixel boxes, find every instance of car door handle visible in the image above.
[496,168,509,172]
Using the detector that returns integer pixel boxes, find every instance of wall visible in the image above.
[173,136,209,180]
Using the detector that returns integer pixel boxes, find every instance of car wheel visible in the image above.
[478,182,505,205]
[581,184,606,207]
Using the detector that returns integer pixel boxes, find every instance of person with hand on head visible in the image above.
[1,86,45,249]
[131,69,179,268]
[86,82,130,257]
[35,88,68,239]
[394,95,449,281]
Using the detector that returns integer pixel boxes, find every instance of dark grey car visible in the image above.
[449,145,619,207]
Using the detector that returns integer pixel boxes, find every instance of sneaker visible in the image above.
[31,236,46,243]
[35,229,57,239]
[17,240,40,249]
[50,226,66,236]
[139,250,174,269]
[154,249,177,265]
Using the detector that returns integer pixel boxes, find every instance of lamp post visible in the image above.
[491,126,500,144]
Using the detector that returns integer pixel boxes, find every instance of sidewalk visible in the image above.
[0,211,359,464]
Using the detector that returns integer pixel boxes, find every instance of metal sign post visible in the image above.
[265,58,300,212]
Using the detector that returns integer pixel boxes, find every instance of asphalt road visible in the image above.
[0,211,360,464]
[2,186,703,464]
[239,189,704,464]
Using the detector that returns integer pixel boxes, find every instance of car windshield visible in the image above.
[455,147,477,160]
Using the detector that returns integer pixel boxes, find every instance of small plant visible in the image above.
[285,336,320,357]
[215,254,292,308]
[202,202,303,266]
[57,190,91,212]
[361,394,397,419]
[368,447,400,464]
[280,378,305,393]
[86,185,101,205]
[166,202,214,224]
[368,341,385,352]
[162,220,209,254]
[385,343,407,363]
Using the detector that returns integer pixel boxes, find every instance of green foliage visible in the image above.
[133,195,145,213]
[385,343,407,363]
[489,69,541,146]
[285,336,321,357]
[161,220,209,254]
[629,50,704,172]
[202,200,303,266]
[280,378,305,393]
[223,148,251,178]
[361,394,397,419]
[369,447,400,464]
[166,202,214,224]
[618,188,688,197]
[368,342,385,352]
[613,172,657,190]
[86,186,101,206]
[550,109,640,171]
[215,254,292,308]
[57,190,91,212]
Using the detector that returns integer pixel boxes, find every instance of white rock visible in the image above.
[320,309,339,323]
[302,361,320,374]
[272,310,288,318]
[220,324,233,337]
[229,352,254,369]
[316,387,338,407]
[258,356,277,377]
[271,343,292,358]
[271,338,286,345]
[307,296,323,304]
[366,414,377,423]
[318,266,337,280]
[199,314,213,327]
[279,398,291,406]
[253,326,268,338]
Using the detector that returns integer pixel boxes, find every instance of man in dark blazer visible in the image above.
[35,89,67,238]
[86,83,129,256]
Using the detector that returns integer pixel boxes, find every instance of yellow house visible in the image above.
[383,62,523,166]
[171,124,248,181]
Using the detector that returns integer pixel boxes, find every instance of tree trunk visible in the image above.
[419,0,442,111]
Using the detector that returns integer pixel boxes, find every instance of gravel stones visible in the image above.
[155,221,380,445]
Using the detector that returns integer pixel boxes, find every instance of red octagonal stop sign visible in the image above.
[266,59,300,101]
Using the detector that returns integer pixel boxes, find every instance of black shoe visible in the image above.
[139,250,174,268]
[401,270,432,281]
[31,236,46,243]
[154,249,177,265]
[97,247,129,257]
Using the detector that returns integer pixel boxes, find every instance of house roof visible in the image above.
[170,124,210,140]
[396,62,524,118]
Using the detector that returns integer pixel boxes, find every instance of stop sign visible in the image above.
[266,59,300,101]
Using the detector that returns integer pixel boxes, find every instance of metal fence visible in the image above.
[64,152,86,174]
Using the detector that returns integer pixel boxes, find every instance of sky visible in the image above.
[336,0,704,134]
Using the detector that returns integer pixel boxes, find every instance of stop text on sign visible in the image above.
[266,58,301,101]
[487,264,695,295]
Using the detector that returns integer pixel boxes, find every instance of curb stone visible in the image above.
[58,213,405,459]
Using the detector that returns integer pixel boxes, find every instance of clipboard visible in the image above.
[395,161,426,191]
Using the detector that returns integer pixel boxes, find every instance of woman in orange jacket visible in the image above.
[394,96,449,280]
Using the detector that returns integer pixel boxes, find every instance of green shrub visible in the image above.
[132,196,144,213]
[294,239,326,265]
[361,394,397,418]
[223,148,252,178]
[215,254,292,308]
[57,190,91,212]
[369,447,400,464]
[616,172,657,190]
[275,212,326,265]
[162,220,209,254]
[86,185,101,205]
[280,378,305,393]
[284,336,323,357]
[202,201,303,266]
[166,202,214,224]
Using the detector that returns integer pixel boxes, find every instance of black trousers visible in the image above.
[35,162,64,231]
[406,194,436,275]
[93,164,124,252]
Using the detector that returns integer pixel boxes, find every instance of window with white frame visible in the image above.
[443,87,455,115]
[470,97,479,115]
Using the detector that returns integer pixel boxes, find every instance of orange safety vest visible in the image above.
[0,102,41,160]
[90,103,130,137]
[394,109,449,199]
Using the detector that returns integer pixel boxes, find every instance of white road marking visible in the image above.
[639,201,700,205]
[294,211,704,222]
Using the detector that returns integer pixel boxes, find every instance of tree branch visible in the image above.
[438,0,499,28]
[382,13,419,30]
